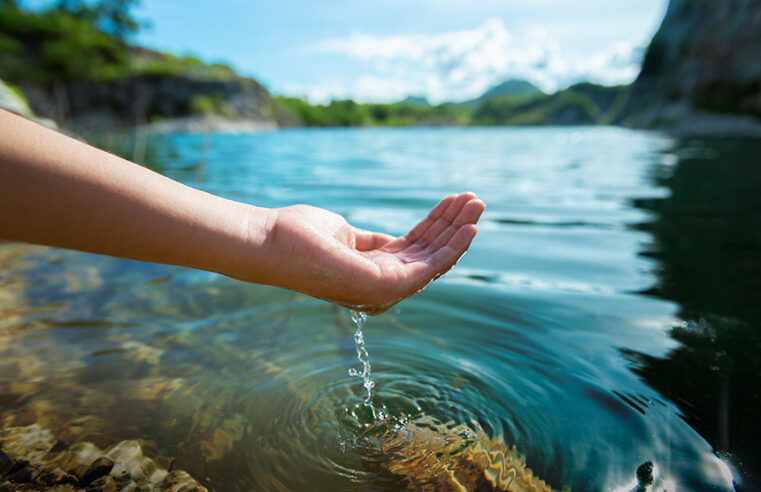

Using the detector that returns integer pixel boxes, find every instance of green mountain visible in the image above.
[471,82,629,126]
[399,95,430,106]
[460,79,544,107]
[480,79,543,99]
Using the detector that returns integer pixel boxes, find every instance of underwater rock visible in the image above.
[5,465,32,484]
[0,424,207,491]
[78,456,114,485]
[0,450,12,476]
[636,461,654,488]
[375,416,559,491]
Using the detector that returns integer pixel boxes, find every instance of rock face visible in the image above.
[623,0,761,136]
[17,74,296,132]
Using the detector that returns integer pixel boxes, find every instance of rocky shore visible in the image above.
[0,424,206,491]
[141,115,277,135]
[4,0,761,135]
[13,73,295,134]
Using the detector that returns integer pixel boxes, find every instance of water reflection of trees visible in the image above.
[625,139,761,489]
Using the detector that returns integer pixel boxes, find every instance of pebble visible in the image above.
[0,424,207,491]
[0,450,12,476]
[78,456,114,486]
[637,461,655,487]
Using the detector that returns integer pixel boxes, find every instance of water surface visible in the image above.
[1,127,759,490]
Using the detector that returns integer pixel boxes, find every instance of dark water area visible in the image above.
[0,127,759,491]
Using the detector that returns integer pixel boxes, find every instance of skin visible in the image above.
[0,109,485,314]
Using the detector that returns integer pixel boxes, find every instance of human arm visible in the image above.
[0,109,484,314]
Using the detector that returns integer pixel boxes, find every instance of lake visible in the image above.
[1,127,759,490]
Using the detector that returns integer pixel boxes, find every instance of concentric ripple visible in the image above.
[230,307,561,491]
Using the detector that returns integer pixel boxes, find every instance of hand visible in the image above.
[0,110,483,313]
[257,193,485,314]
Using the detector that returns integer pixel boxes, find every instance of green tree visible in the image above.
[56,0,140,40]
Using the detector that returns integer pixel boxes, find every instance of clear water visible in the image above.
[347,311,374,409]
[1,127,759,490]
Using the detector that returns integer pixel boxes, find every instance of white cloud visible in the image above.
[299,18,644,103]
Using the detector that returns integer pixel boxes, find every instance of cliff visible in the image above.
[622,0,761,136]
[17,73,299,133]
[0,3,299,133]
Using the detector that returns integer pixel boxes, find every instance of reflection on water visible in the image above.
[0,127,757,490]
[626,138,761,489]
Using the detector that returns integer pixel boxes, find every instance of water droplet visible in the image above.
[349,310,376,419]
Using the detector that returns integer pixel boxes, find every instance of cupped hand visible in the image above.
[262,192,485,314]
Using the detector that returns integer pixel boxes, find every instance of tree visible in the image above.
[56,0,141,40]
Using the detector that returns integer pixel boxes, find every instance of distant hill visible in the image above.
[399,95,430,106]
[459,79,544,107]
[471,82,628,126]
[481,79,543,100]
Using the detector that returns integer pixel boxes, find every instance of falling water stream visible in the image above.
[347,310,377,419]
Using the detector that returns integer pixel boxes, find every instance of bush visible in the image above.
[0,2,238,84]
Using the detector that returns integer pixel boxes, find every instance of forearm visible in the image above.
[0,109,484,313]
[0,109,272,279]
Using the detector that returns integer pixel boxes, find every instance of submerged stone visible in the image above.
[0,450,12,476]
[78,456,114,486]
[372,416,561,491]
[0,424,207,491]
[636,461,655,487]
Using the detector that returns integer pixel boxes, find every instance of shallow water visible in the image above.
[1,127,759,490]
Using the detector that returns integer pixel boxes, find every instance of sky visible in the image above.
[130,0,669,103]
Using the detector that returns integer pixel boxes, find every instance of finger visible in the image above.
[444,192,478,220]
[406,224,478,282]
[353,228,395,251]
[419,192,478,245]
[423,198,485,253]
[392,194,457,250]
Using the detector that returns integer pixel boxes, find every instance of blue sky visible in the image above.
[131,1,668,102]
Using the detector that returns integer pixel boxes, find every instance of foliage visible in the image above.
[0,2,629,127]
[277,83,626,128]
[5,81,29,107]
[463,79,543,108]
[0,1,237,83]
[0,2,130,82]
[189,93,234,117]
[276,97,470,127]
[131,52,237,80]
[471,83,629,126]
[56,0,141,40]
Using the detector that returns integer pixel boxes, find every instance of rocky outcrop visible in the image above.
[622,0,761,136]
[0,78,33,118]
[17,74,298,133]
[1,78,58,129]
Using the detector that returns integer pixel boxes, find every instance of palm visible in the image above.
[347,192,485,312]
[270,193,484,314]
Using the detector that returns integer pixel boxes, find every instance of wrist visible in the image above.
[225,203,278,284]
